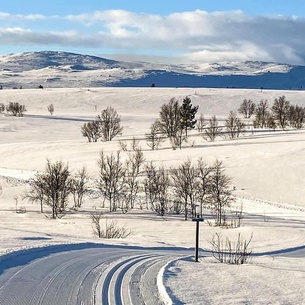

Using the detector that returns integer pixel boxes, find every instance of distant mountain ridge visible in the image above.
[0,51,304,90]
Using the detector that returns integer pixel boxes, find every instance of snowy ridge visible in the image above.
[0,51,299,89]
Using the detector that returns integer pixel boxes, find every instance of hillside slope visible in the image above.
[0,51,303,89]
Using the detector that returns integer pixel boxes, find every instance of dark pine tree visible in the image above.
[180,96,199,137]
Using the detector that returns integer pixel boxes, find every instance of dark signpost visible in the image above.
[192,215,204,262]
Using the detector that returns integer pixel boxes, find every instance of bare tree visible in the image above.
[144,163,170,216]
[266,113,277,130]
[158,98,183,149]
[124,149,145,209]
[203,116,221,141]
[6,102,27,117]
[171,159,198,220]
[171,128,186,150]
[289,105,305,129]
[25,160,72,218]
[225,111,245,139]
[144,162,159,211]
[96,107,123,141]
[81,121,101,142]
[196,158,213,218]
[253,99,269,128]
[272,96,290,129]
[24,173,45,213]
[47,104,54,115]
[238,99,256,118]
[196,113,205,132]
[91,211,103,238]
[70,167,90,209]
[97,151,125,212]
[207,160,234,226]
[145,120,164,150]
[82,107,122,143]
[0,103,5,113]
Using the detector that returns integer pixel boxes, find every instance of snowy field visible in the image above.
[0,87,305,304]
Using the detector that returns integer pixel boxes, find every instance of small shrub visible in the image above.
[209,232,253,265]
[229,203,244,228]
[91,211,130,238]
[6,102,27,117]
[48,104,54,115]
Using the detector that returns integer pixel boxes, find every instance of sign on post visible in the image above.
[192,217,204,262]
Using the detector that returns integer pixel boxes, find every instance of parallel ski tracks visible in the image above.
[98,253,172,305]
[0,246,182,305]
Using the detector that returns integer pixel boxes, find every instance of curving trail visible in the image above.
[0,244,190,305]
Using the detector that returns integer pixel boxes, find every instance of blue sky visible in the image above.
[1,0,305,64]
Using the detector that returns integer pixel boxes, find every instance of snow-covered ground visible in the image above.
[1,87,305,304]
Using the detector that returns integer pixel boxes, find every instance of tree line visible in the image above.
[26,152,234,226]
[81,95,305,150]
[238,96,305,130]
[0,102,27,117]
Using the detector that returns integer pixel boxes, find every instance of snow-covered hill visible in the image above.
[0,50,303,89]
[1,86,305,304]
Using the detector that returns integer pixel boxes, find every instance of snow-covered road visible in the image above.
[0,243,191,305]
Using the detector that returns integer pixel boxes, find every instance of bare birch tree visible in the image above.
[97,107,123,141]
[124,149,145,209]
[97,151,125,212]
[238,99,256,118]
[71,167,90,209]
[171,159,198,220]
[25,160,72,218]
[272,95,290,129]
[196,158,213,218]
[203,116,222,141]
[225,111,245,139]
[144,163,170,216]
[145,120,164,150]
[207,160,234,226]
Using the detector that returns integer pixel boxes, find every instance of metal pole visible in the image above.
[195,220,199,262]
[192,216,203,263]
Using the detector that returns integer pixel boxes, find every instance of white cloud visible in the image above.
[1,10,305,64]
[0,12,46,21]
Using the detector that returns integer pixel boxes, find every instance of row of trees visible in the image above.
[0,102,27,117]
[80,95,305,151]
[0,102,55,116]
[82,97,199,150]
[239,96,305,129]
[26,152,234,226]
[194,112,245,142]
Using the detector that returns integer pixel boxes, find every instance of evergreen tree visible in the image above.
[180,96,199,137]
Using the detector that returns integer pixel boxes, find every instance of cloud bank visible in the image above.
[0,9,305,64]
